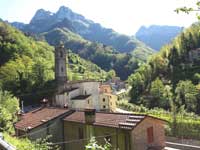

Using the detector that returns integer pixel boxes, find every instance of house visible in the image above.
[63,109,166,150]
[14,107,73,146]
[14,107,166,150]
[99,84,117,112]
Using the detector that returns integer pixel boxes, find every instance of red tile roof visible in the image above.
[15,107,71,131]
[63,112,151,130]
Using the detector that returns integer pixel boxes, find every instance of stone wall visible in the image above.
[131,117,166,150]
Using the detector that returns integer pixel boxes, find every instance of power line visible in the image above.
[48,133,116,146]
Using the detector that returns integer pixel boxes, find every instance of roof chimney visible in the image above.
[84,109,96,124]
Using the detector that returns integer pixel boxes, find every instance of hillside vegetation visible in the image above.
[41,27,146,80]
[0,21,108,104]
[129,22,200,114]
[11,6,155,80]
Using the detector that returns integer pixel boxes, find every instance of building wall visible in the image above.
[71,96,93,110]
[68,88,80,100]
[54,81,100,110]
[54,88,80,107]
[99,93,117,112]
[64,122,130,150]
[100,85,112,93]
[71,82,100,109]
[131,117,166,150]
[54,94,69,107]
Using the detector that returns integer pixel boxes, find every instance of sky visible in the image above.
[0,0,198,35]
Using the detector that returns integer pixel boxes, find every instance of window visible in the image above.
[110,102,112,106]
[104,89,107,93]
[88,100,90,104]
[103,105,106,109]
[78,127,84,139]
[147,126,154,143]
[60,51,63,57]
[85,91,87,95]
[103,98,105,102]
[61,67,64,72]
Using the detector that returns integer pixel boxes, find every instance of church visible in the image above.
[52,43,109,111]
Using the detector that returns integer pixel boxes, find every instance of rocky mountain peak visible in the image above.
[30,9,54,23]
[56,6,85,21]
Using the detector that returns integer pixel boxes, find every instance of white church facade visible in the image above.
[52,43,107,111]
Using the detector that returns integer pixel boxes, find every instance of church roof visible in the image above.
[71,95,91,100]
[66,79,99,84]
[59,87,79,94]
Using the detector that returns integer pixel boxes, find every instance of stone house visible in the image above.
[14,107,73,146]
[63,109,166,150]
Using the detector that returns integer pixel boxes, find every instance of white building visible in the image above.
[52,43,100,110]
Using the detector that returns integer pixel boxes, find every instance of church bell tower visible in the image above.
[55,43,67,84]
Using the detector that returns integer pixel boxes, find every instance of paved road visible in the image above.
[165,147,180,150]
[116,108,132,113]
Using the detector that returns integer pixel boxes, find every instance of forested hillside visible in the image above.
[11,6,155,80]
[129,22,200,114]
[0,21,108,104]
[40,27,144,80]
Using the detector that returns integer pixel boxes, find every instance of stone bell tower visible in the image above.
[55,43,67,84]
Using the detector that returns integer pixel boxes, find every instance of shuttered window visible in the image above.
[147,126,154,143]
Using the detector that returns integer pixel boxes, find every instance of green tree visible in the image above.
[149,78,169,109]
[0,90,19,132]
[106,69,116,80]
[129,72,145,103]
[85,137,111,150]
[175,80,198,112]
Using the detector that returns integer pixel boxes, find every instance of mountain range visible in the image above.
[12,6,154,53]
[10,6,183,80]
[136,25,183,50]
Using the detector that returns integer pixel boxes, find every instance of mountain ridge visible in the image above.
[11,6,155,54]
[136,25,183,50]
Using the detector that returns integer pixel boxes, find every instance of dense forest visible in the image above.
[128,22,200,114]
[40,27,147,80]
[0,21,109,104]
